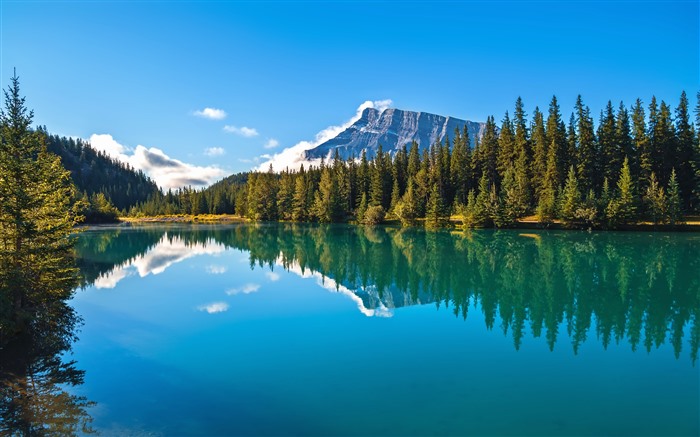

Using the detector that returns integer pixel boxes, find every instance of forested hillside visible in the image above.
[130,92,700,229]
[44,131,159,212]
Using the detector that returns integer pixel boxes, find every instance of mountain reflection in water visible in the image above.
[76,223,700,362]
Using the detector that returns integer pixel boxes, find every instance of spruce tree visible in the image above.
[605,157,636,226]
[675,91,696,209]
[560,165,582,226]
[575,95,598,192]
[0,73,81,333]
[531,107,548,202]
[644,172,666,225]
[667,169,682,225]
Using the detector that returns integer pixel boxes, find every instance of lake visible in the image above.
[18,224,700,435]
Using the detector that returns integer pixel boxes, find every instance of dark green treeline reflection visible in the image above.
[0,300,95,435]
[78,224,700,362]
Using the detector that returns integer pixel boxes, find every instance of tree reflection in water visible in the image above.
[79,224,700,363]
[0,300,95,435]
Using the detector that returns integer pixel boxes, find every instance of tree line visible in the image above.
[130,92,699,229]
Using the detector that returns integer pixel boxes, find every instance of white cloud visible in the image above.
[265,271,280,282]
[223,125,259,137]
[263,139,280,149]
[94,266,131,289]
[206,265,227,274]
[255,99,393,172]
[204,147,225,157]
[198,302,229,314]
[194,107,227,120]
[226,283,261,295]
[88,134,226,189]
[89,133,130,158]
[93,235,226,289]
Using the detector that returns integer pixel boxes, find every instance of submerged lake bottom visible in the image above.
[12,224,700,435]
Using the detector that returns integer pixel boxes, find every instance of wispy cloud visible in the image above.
[89,134,226,189]
[197,302,229,314]
[265,271,280,281]
[226,283,261,295]
[255,99,392,171]
[224,125,259,137]
[206,265,227,274]
[194,107,227,120]
[263,139,280,149]
[204,147,225,157]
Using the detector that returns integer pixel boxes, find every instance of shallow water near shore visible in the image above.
[61,223,700,435]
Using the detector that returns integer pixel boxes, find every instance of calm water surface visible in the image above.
[34,225,700,434]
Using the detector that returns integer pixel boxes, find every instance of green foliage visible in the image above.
[0,73,81,337]
[667,169,683,225]
[425,183,448,228]
[560,166,581,226]
[124,91,698,229]
[605,157,637,227]
[644,172,666,224]
[362,205,385,225]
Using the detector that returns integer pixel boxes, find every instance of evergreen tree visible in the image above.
[644,172,666,225]
[450,126,470,206]
[605,157,636,226]
[531,107,548,202]
[632,99,652,193]
[560,166,582,226]
[497,111,516,180]
[667,169,683,225]
[291,168,308,221]
[575,95,598,192]
[545,95,568,189]
[479,116,500,189]
[0,73,81,333]
[598,101,621,183]
[675,91,696,209]
[311,166,341,223]
[425,183,448,228]
[394,178,419,226]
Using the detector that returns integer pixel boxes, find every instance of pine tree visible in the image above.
[531,107,548,202]
[292,169,308,221]
[480,116,500,189]
[644,172,666,225]
[675,91,696,209]
[632,99,652,193]
[599,101,621,183]
[605,157,636,226]
[0,73,81,333]
[560,166,582,226]
[545,95,568,189]
[575,95,598,192]
[450,126,470,206]
[667,169,683,225]
[425,183,448,228]
[497,111,516,180]
[394,178,419,226]
[311,166,340,223]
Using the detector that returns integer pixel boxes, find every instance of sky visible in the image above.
[1,0,697,189]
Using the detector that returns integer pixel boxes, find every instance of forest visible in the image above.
[129,92,700,230]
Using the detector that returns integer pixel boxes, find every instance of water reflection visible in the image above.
[0,301,95,434]
[76,224,700,362]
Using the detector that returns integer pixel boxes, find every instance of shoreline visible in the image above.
[112,214,700,232]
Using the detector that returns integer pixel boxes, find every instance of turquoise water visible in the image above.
[36,225,700,434]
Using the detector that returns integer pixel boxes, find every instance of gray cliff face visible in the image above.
[303,107,485,160]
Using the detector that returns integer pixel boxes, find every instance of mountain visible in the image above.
[303,107,485,160]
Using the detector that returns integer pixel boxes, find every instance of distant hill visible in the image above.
[303,107,485,160]
[44,131,159,211]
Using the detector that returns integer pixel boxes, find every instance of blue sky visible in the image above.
[2,0,697,188]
